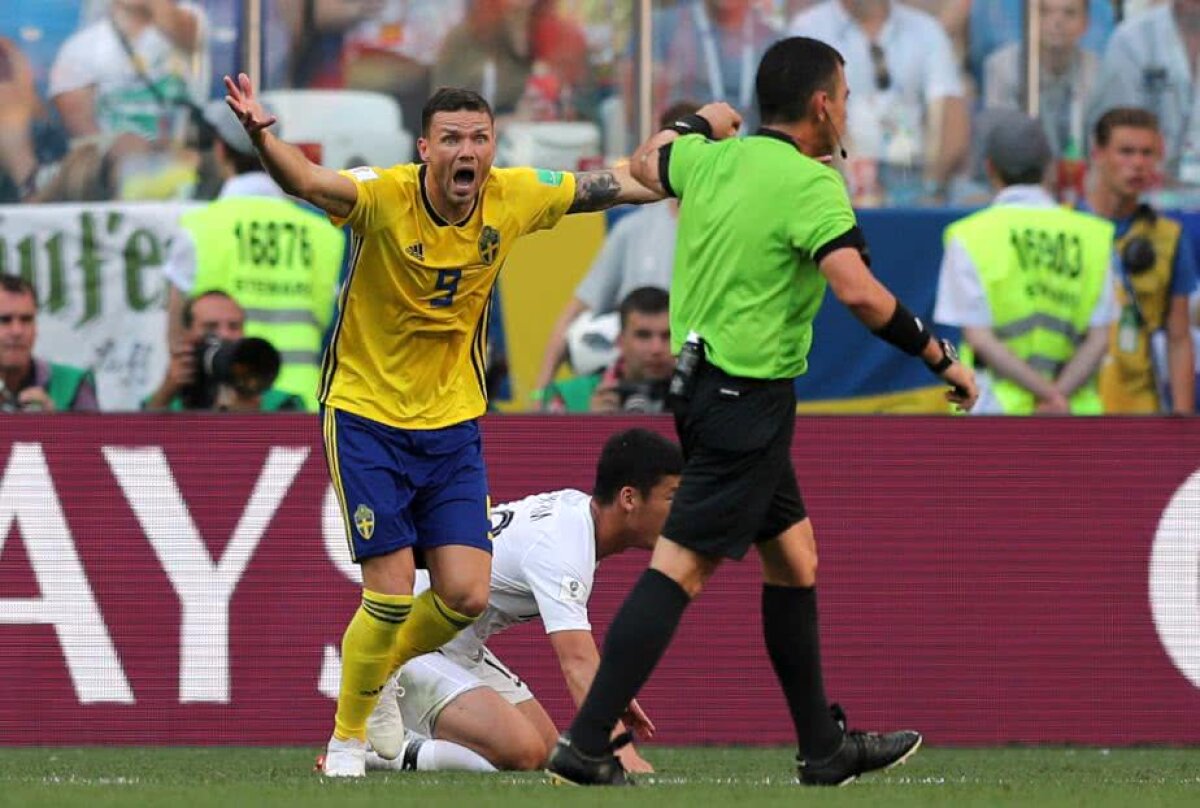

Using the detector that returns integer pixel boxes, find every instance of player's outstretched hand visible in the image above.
[696,101,742,140]
[941,361,978,412]
[621,699,655,739]
[223,72,277,140]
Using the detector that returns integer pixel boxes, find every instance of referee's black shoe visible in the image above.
[798,704,922,786]
[545,732,634,786]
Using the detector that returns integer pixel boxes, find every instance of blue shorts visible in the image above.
[322,407,492,563]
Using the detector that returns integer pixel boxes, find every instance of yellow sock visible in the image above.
[333,589,413,741]
[390,589,477,671]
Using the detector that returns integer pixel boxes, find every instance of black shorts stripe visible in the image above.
[319,233,365,401]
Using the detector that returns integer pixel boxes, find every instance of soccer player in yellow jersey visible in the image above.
[223,73,739,777]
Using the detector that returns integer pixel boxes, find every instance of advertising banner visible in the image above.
[0,202,194,411]
[1,415,1197,746]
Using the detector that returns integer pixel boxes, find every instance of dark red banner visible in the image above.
[1,415,1198,746]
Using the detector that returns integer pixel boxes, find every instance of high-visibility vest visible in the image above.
[47,362,92,411]
[1098,211,1180,413]
[945,204,1113,414]
[185,195,345,411]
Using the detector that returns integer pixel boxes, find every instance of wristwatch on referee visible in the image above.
[924,338,957,375]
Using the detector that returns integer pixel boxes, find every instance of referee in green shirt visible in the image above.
[548,37,977,787]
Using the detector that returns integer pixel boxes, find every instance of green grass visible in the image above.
[1,747,1198,807]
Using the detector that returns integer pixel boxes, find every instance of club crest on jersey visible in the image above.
[478,226,501,265]
[354,504,375,540]
[405,242,424,261]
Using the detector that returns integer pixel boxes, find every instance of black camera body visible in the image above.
[180,334,282,409]
[615,378,670,413]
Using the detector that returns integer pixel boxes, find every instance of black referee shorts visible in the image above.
[662,360,806,560]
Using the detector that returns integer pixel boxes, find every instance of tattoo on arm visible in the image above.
[567,170,622,213]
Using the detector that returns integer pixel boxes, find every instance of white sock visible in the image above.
[415,738,496,772]
[365,733,496,772]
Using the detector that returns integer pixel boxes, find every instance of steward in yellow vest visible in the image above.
[934,110,1117,414]
[1083,107,1198,414]
[164,101,346,411]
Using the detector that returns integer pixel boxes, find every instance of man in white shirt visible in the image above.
[355,428,683,774]
[49,0,203,146]
[789,0,968,205]
[934,109,1117,414]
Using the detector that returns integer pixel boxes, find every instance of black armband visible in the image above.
[872,301,933,356]
[667,113,714,140]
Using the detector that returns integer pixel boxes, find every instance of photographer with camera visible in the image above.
[1083,107,1198,414]
[542,287,674,414]
[144,290,304,412]
[0,274,98,413]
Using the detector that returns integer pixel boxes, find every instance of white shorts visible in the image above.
[398,645,534,736]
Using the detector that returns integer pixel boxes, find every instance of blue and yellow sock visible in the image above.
[390,589,477,671]
[333,589,413,741]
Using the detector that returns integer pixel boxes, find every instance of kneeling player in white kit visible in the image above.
[363,427,682,774]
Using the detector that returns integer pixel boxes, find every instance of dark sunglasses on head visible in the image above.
[870,42,892,92]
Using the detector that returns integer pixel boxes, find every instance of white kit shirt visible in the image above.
[414,489,597,660]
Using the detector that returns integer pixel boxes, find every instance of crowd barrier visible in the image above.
[1,415,1197,746]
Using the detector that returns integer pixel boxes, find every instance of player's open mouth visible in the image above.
[452,168,476,192]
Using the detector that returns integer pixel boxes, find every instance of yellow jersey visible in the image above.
[320,163,577,428]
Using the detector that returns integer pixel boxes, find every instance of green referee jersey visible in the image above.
[664,129,859,379]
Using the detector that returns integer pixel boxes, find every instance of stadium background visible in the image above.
[1,0,1199,755]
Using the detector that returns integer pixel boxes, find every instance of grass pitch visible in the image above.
[1,746,1198,807]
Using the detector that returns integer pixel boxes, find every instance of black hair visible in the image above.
[182,290,238,330]
[756,36,845,125]
[592,428,684,505]
[995,164,1047,186]
[0,273,35,299]
[1094,106,1160,148]
[618,286,669,331]
[422,87,494,136]
[220,140,265,175]
[660,100,701,130]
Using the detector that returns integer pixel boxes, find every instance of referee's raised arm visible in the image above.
[223,73,358,219]
[629,102,743,195]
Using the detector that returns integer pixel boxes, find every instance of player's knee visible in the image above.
[437,585,490,619]
[495,734,550,771]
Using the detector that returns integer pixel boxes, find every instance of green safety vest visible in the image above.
[185,195,345,411]
[945,205,1113,414]
[48,363,92,411]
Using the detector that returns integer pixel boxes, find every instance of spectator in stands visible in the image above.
[0,38,43,202]
[343,0,465,154]
[1085,107,1198,414]
[642,1,779,131]
[162,100,345,411]
[0,274,98,412]
[969,0,1114,91]
[1089,0,1200,184]
[534,102,694,395]
[542,287,673,413]
[144,290,304,412]
[433,0,591,123]
[984,0,1098,163]
[47,0,203,199]
[790,0,968,206]
[934,109,1116,415]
